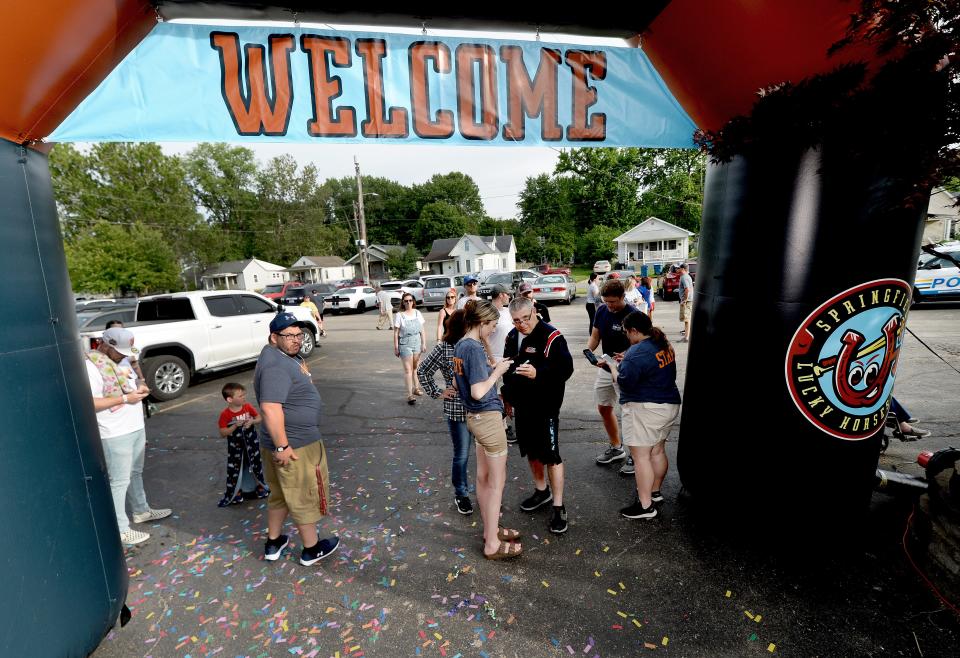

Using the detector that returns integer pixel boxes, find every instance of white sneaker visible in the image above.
[132,508,172,524]
[120,529,150,545]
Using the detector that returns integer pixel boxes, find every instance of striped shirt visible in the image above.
[416,341,466,422]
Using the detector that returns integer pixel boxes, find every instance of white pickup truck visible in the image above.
[80,290,319,401]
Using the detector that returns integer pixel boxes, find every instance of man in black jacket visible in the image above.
[501,296,574,534]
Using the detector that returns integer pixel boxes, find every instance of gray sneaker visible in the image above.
[596,446,627,464]
[619,456,635,475]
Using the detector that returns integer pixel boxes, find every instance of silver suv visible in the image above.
[422,274,466,310]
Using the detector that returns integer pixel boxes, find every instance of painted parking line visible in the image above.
[154,392,216,414]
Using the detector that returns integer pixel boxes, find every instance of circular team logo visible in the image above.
[785,279,911,440]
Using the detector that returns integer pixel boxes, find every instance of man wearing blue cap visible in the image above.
[254,312,339,566]
[456,275,481,309]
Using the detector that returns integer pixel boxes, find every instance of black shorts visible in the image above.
[515,412,562,465]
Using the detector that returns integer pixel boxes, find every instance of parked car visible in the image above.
[531,274,578,304]
[80,291,319,401]
[381,279,425,303]
[74,297,137,313]
[279,283,338,310]
[913,244,960,303]
[535,263,572,275]
[336,277,366,288]
[327,286,378,313]
[658,261,698,300]
[260,280,302,301]
[593,260,612,274]
[76,307,136,331]
[422,274,466,310]
[478,270,540,299]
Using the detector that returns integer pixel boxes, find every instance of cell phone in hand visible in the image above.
[582,349,600,366]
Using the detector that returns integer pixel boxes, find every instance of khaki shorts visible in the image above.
[594,367,618,407]
[466,411,508,457]
[261,440,330,525]
[622,402,681,448]
[679,300,693,321]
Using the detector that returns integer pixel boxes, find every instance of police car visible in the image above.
[913,242,960,302]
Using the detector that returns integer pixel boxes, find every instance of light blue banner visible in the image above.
[50,22,697,147]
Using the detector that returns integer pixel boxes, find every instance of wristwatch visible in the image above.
[274,444,289,453]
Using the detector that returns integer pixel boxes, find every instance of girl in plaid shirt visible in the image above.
[417,310,473,516]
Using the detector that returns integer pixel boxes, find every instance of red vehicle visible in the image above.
[535,263,572,275]
[260,281,302,300]
[658,261,698,300]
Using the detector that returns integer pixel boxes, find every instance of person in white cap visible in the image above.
[86,327,171,545]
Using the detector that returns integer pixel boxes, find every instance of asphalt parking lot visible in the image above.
[93,298,960,657]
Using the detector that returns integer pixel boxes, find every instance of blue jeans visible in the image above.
[447,419,471,497]
[101,428,150,534]
[889,397,910,423]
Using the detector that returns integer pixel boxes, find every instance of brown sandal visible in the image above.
[484,540,522,560]
[497,527,521,542]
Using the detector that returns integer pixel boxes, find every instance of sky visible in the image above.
[157,20,629,220]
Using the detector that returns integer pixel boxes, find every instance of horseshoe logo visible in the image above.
[785,280,911,441]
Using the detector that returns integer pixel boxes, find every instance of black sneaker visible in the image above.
[651,490,664,503]
[264,534,289,561]
[619,456,635,475]
[520,487,553,511]
[596,446,627,464]
[300,536,340,566]
[505,425,517,444]
[620,500,658,520]
[549,506,568,534]
[455,495,474,515]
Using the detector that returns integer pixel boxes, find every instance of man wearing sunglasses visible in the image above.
[254,312,339,566]
[501,297,574,534]
[456,275,481,309]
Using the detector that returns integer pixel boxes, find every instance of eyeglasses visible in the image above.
[445,295,457,300]
[511,310,535,325]
[402,298,414,304]
[277,332,304,340]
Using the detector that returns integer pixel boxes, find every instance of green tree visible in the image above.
[576,224,620,264]
[66,222,181,294]
[384,246,421,279]
[413,201,468,252]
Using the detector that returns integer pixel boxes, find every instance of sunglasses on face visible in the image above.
[445,295,457,300]
[403,298,414,303]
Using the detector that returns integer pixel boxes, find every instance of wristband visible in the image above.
[122,394,128,404]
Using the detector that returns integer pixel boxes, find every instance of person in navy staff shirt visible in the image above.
[585,279,640,474]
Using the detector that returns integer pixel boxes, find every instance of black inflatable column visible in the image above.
[0,139,127,654]
[677,142,927,537]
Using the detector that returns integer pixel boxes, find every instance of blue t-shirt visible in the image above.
[453,338,504,413]
[592,303,640,355]
[617,340,682,405]
[638,285,653,307]
[254,345,323,449]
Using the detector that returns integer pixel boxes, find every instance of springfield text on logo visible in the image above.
[785,280,911,441]
[209,32,607,142]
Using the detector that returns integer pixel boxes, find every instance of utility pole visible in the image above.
[354,156,370,285]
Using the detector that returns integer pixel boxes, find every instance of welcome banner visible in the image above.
[50,22,697,147]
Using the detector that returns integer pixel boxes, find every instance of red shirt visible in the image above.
[218,403,259,429]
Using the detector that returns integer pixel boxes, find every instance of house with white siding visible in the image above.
[288,256,355,284]
[423,235,516,275]
[200,258,288,291]
[613,217,693,268]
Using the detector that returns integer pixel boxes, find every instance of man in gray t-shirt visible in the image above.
[254,312,339,566]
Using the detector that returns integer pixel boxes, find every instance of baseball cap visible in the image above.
[489,283,510,296]
[102,327,139,357]
[607,271,621,279]
[464,275,479,284]
[518,282,534,294]
[269,312,300,333]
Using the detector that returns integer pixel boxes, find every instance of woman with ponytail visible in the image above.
[605,311,681,520]
[453,300,522,560]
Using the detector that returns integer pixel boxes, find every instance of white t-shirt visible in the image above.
[86,359,145,439]
[376,289,394,310]
[488,306,513,360]
[624,288,649,314]
[456,294,479,310]
[394,309,424,329]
